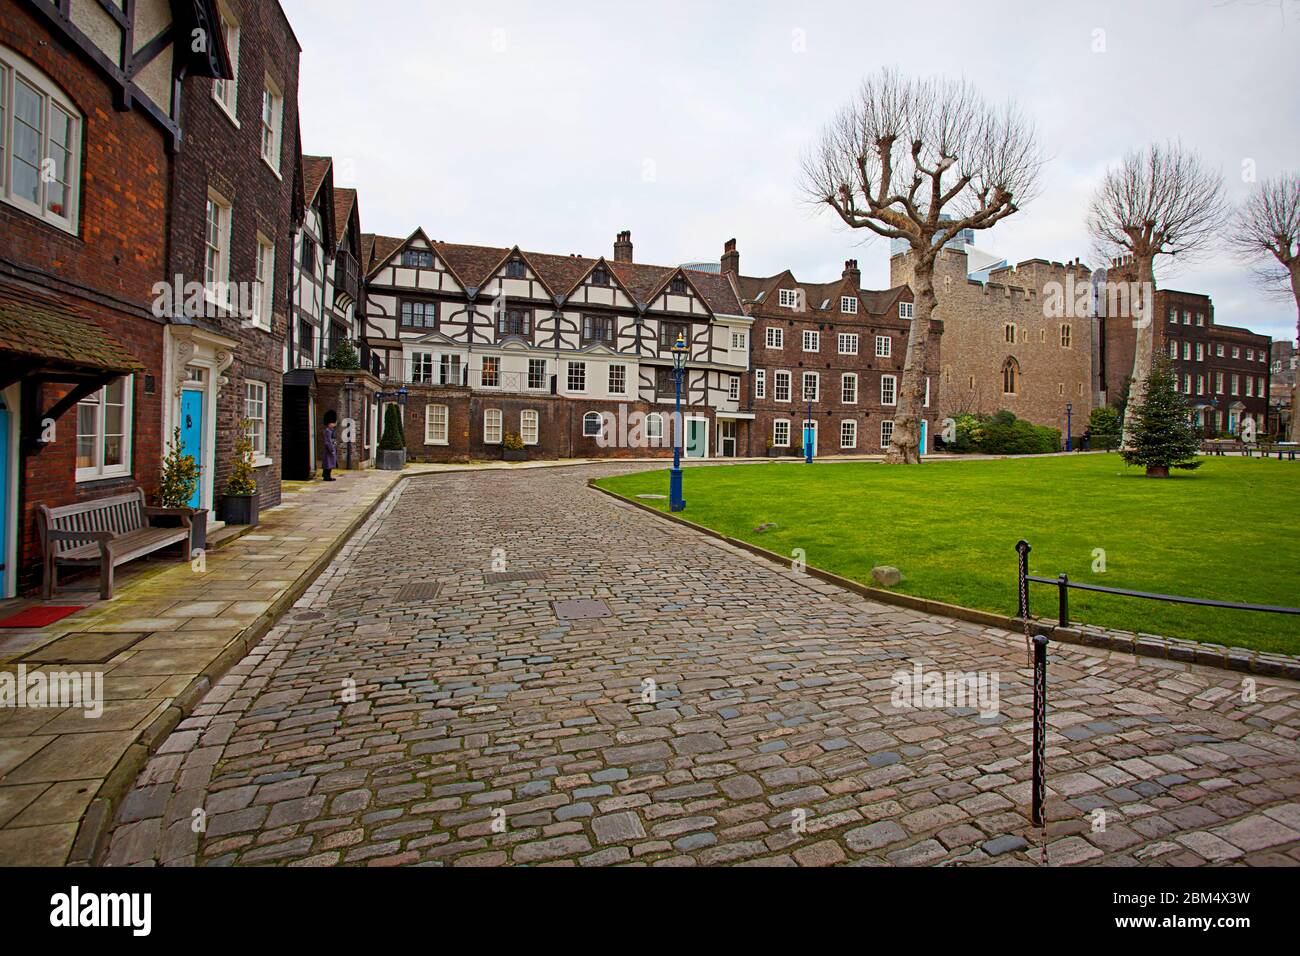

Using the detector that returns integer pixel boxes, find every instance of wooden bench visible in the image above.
[37,489,193,600]
[1258,443,1299,461]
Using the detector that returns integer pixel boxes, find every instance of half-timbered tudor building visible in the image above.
[732,245,939,457]
[164,0,302,520]
[359,230,753,460]
[0,0,231,596]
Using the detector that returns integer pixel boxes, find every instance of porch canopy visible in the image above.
[0,286,145,449]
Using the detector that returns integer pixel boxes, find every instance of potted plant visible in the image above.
[222,422,260,525]
[766,438,780,459]
[157,426,205,550]
[377,403,407,470]
[502,432,528,462]
[324,338,362,370]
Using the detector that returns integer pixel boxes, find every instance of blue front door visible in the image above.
[920,420,928,457]
[0,398,9,596]
[180,389,204,509]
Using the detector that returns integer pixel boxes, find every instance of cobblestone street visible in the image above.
[102,464,1300,867]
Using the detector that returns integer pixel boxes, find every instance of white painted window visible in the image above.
[1215,372,1224,393]
[840,420,857,449]
[880,419,894,448]
[204,191,232,300]
[875,335,891,358]
[1230,374,1239,395]
[765,326,783,349]
[774,370,791,402]
[1216,344,1224,357]
[244,380,267,458]
[880,374,897,406]
[1196,313,1205,326]
[1232,347,1241,359]
[841,296,858,314]
[730,330,747,351]
[528,359,547,390]
[260,75,283,171]
[252,235,274,329]
[1169,341,1177,359]
[424,404,448,445]
[802,372,819,402]
[409,351,434,384]
[567,361,586,392]
[728,375,740,401]
[1244,376,1253,398]
[646,413,664,441]
[1196,343,1204,361]
[898,302,913,319]
[521,410,538,445]
[438,354,461,386]
[841,373,857,404]
[481,356,500,388]
[582,411,603,437]
[1182,310,1191,325]
[1182,342,1191,360]
[1168,309,1177,324]
[211,5,240,120]
[1196,374,1204,395]
[802,330,819,352]
[484,408,503,444]
[755,369,766,399]
[778,288,798,308]
[925,376,931,408]
[1246,348,1255,361]
[838,333,858,355]
[76,376,132,482]
[773,420,790,447]
[0,48,82,233]
[608,363,626,395]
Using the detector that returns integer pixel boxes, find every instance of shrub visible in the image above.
[1088,406,1122,450]
[158,426,201,508]
[379,404,406,451]
[503,432,525,451]
[947,411,1059,455]
[324,338,362,370]
[226,422,258,496]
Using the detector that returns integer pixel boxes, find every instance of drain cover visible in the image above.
[397,582,443,602]
[484,571,547,584]
[552,599,612,620]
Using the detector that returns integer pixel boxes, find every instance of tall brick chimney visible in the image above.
[613,230,633,262]
[721,238,739,276]
[843,258,860,286]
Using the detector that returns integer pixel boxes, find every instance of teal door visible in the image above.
[0,398,8,596]
[180,389,204,509]
[920,420,928,457]
[685,418,707,458]
[803,422,817,458]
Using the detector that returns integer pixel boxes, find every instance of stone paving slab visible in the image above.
[98,462,1300,867]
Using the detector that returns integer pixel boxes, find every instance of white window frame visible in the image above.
[520,409,539,445]
[260,74,283,173]
[76,376,133,482]
[425,404,448,445]
[778,288,798,309]
[728,375,740,401]
[802,371,819,402]
[840,420,857,449]
[409,350,435,385]
[567,361,587,393]
[244,380,268,463]
[765,326,784,349]
[774,370,791,403]
[0,46,83,233]
[527,358,548,391]
[730,330,747,351]
[841,373,857,404]
[841,296,858,314]
[211,4,240,124]
[773,419,790,447]
[875,335,891,358]
[204,189,232,304]
[898,302,913,319]
[484,408,503,444]
[838,333,858,355]
[608,363,627,396]
[251,234,275,330]
[582,411,603,437]
[880,419,894,448]
[481,356,500,388]
[646,413,664,441]
[802,330,820,353]
[881,374,897,406]
[754,369,766,399]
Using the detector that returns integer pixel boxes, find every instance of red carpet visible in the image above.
[0,605,85,628]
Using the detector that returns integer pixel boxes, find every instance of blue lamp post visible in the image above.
[669,333,689,512]
[1065,402,1073,452]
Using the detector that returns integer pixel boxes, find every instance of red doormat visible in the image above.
[0,605,86,628]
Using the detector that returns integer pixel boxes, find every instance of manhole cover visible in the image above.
[293,610,325,621]
[21,631,149,664]
[552,599,612,620]
[484,572,547,584]
[397,582,444,602]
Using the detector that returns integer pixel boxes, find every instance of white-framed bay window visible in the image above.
[76,376,133,482]
[244,380,268,462]
[521,409,539,445]
[0,44,82,232]
[424,404,448,445]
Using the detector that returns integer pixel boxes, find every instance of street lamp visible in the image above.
[1065,403,1073,452]
[670,333,689,512]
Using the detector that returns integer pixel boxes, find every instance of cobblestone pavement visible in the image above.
[102,463,1300,866]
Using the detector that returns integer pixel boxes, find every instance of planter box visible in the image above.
[189,510,207,552]
[222,494,260,526]
[767,448,781,458]
[502,448,528,462]
[377,449,406,471]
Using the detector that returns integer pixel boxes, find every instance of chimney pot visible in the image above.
[721,237,740,276]
[614,230,633,262]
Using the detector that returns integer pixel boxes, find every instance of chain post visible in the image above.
[1031,633,1048,830]
[1016,539,1032,667]
[1057,573,1069,627]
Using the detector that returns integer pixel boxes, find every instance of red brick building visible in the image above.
[0,0,230,596]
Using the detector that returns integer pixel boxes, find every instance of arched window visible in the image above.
[645,412,664,441]
[1002,358,1019,395]
[1,44,83,232]
[582,411,604,437]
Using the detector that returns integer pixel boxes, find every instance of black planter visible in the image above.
[767,448,781,458]
[502,448,528,462]
[223,494,260,526]
[377,449,406,471]
[189,510,207,552]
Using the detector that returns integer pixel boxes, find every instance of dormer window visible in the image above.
[841,296,858,314]
[670,276,687,295]
[505,257,526,278]
[898,302,914,319]
[592,265,609,286]
[401,249,433,268]
[778,288,799,309]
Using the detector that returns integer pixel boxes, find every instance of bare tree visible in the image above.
[802,69,1041,463]
[1087,143,1227,446]
[1230,172,1300,440]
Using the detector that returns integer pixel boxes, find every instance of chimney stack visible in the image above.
[843,258,860,286]
[613,230,633,262]
[721,238,739,276]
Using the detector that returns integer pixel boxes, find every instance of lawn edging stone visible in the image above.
[589,479,1300,684]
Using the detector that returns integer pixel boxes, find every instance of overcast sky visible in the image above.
[282,0,1300,342]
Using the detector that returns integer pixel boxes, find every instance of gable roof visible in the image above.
[333,188,358,246]
[739,271,910,317]
[302,155,331,206]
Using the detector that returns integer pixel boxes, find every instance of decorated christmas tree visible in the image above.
[1120,355,1202,477]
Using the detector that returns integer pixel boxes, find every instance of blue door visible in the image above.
[180,390,204,509]
[0,398,8,597]
[920,420,928,457]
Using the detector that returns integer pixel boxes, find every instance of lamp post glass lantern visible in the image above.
[670,334,689,511]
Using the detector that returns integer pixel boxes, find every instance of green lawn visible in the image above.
[595,455,1300,656]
